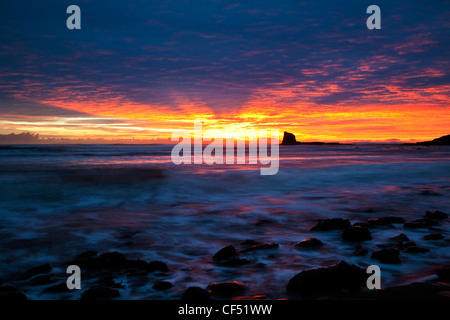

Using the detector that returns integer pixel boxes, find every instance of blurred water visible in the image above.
[0,143,449,299]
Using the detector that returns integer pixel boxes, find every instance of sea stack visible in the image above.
[281,131,298,145]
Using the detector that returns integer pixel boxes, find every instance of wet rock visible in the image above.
[148,261,169,272]
[152,280,173,291]
[24,263,51,278]
[287,261,366,296]
[311,218,351,231]
[98,278,124,289]
[219,258,251,267]
[390,233,410,242]
[81,286,120,300]
[181,287,210,301]
[43,282,69,293]
[352,248,368,256]
[341,226,372,241]
[255,218,273,226]
[397,241,417,250]
[0,286,27,300]
[367,217,404,226]
[241,240,261,247]
[29,274,55,286]
[371,248,401,264]
[404,246,430,253]
[232,294,267,300]
[404,219,438,229]
[294,238,323,248]
[213,245,237,261]
[208,281,247,297]
[126,270,148,277]
[425,210,448,220]
[239,243,279,253]
[424,233,445,240]
[436,266,450,282]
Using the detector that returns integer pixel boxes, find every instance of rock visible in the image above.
[416,134,450,146]
[341,226,371,241]
[425,210,448,220]
[219,258,251,267]
[397,241,417,250]
[43,283,69,293]
[367,217,405,226]
[371,248,401,264]
[390,233,410,242]
[98,278,124,289]
[148,261,169,272]
[81,286,120,300]
[281,131,298,145]
[24,263,51,278]
[404,246,430,253]
[404,219,438,229]
[29,274,55,286]
[152,280,173,291]
[208,281,247,297]
[126,270,148,277]
[213,245,237,261]
[0,286,27,300]
[311,218,351,231]
[239,243,279,253]
[232,295,267,300]
[352,248,368,256]
[294,238,323,248]
[241,240,261,247]
[436,266,450,282]
[424,233,445,240]
[255,218,273,226]
[181,287,210,301]
[286,261,366,296]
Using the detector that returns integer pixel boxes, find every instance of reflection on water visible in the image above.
[0,144,449,299]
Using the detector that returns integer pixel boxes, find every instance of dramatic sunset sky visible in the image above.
[0,0,449,142]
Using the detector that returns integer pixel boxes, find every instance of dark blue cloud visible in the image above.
[0,0,449,115]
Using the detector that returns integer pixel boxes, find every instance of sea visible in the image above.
[0,143,449,299]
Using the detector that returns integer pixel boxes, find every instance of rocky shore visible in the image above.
[1,209,448,300]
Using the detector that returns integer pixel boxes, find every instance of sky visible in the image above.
[0,0,449,142]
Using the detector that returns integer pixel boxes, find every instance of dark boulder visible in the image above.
[342,226,372,241]
[311,218,351,231]
[181,287,210,301]
[0,286,27,300]
[404,219,438,229]
[286,261,366,296]
[367,217,404,226]
[213,245,237,261]
[239,243,279,253]
[436,266,450,282]
[404,246,430,253]
[152,280,173,291]
[396,241,417,250]
[389,233,410,243]
[294,238,323,248]
[148,261,169,272]
[425,210,448,220]
[219,258,251,267]
[29,275,55,286]
[43,283,70,293]
[371,248,401,264]
[81,286,120,300]
[208,281,247,297]
[24,264,51,278]
[424,233,444,240]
